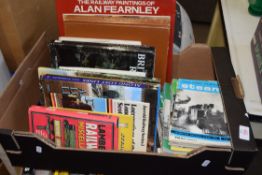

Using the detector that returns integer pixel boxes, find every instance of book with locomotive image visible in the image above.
[58,107,134,151]
[28,105,119,150]
[49,39,155,78]
[38,68,161,151]
[168,79,231,147]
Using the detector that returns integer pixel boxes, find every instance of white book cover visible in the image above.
[110,99,150,152]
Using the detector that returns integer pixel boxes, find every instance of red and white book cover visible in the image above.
[28,105,118,150]
[55,0,176,82]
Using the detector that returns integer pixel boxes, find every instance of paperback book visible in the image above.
[169,79,231,147]
[28,105,119,150]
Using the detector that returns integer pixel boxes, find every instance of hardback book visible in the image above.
[38,69,161,150]
[55,0,176,82]
[49,40,155,77]
[108,99,150,152]
[251,18,262,102]
[62,14,170,84]
[28,105,119,150]
[168,79,231,147]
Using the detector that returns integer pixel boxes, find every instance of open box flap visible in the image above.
[172,43,215,80]
[0,33,50,131]
[212,48,258,168]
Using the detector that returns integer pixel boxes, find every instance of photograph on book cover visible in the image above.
[169,79,231,146]
[49,40,155,78]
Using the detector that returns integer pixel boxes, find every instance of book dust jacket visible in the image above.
[29,106,118,150]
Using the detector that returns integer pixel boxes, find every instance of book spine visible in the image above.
[48,42,59,68]
[153,87,161,151]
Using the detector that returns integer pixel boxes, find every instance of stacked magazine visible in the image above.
[158,79,231,155]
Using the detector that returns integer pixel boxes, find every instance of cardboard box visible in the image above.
[0,33,257,175]
[0,0,58,72]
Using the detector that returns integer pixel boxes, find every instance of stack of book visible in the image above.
[28,0,177,153]
[158,79,231,155]
[27,0,232,157]
[29,36,162,152]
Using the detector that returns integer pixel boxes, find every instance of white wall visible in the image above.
[0,50,11,93]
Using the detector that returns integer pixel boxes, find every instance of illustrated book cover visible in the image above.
[28,105,119,150]
[60,107,134,151]
[168,79,231,147]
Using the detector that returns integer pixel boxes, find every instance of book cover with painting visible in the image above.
[169,79,231,147]
[28,105,118,150]
[60,107,134,151]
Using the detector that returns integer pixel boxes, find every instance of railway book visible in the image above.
[49,40,155,78]
[28,105,119,150]
[109,99,150,152]
[169,79,231,147]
